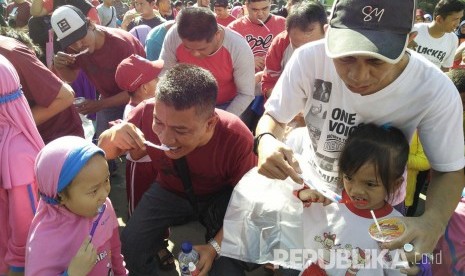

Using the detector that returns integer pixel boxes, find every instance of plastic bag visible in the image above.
[221,167,304,266]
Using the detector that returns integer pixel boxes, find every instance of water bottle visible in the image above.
[178,241,199,276]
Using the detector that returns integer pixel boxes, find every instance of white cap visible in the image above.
[51,5,88,49]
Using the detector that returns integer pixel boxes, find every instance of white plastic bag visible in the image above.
[221,167,304,266]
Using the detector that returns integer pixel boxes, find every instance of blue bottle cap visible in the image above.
[181,241,193,253]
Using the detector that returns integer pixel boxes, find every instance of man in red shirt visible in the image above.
[228,0,286,131]
[51,5,145,137]
[99,64,257,275]
[214,0,235,26]
[261,1,327,99]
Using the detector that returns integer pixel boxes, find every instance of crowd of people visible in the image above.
[1,0,465,275]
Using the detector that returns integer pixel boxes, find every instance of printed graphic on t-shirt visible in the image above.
[311,232,396,274]
[245,34,273,56]
[414,45,446,64]
[304,79,360,187]
[313,79,331,103]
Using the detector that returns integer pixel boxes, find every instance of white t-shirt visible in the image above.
[97,4,117,28]
[265,40,465,205]
[412,23,458,68]
[299,201,405,275]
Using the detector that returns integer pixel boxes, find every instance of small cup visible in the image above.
[73,97,85,106]
[368,217,405,242]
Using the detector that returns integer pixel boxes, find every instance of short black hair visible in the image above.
[338,123,409,201]
[447,68,465,93]
[155,64,218,118]
[434,0,465,19]
[177,7,218,42]
[286,1,327,32]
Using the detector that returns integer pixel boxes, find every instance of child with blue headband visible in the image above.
[25,136,127,276]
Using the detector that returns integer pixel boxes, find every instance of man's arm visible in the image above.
[226,32,255,116]
[194,228,223,276]
[255,113,302,183]
[159,24,180,74]
[30,83,75,126]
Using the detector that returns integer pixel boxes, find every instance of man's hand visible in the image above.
[109,121,146,152]
[381,215,444,262]
[193,244,217,276]
[254,56,265,71]
[67,236,98,276]
[53,51,76,70]
[75,99,105,115]
[255,71,263,85]
[257,134,302,183]
[121,10,140,30]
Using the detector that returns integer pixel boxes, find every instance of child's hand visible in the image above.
[296,187,332,206]
[68,236,98,276]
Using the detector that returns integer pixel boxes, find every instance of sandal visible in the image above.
[155,246,176,271]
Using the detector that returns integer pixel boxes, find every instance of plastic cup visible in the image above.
[368,217,405,242]
[73,97,85,106]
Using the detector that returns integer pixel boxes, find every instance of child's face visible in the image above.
[59,155,111,218]
[342,163,387,210]
[142,78,158,99]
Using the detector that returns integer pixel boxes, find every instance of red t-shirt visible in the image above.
[75,27,146,98]
[128,99,257,197]
[0,36,84,144]
[216,15,236,27]
[6,1,31,28]
[261,30,294,95]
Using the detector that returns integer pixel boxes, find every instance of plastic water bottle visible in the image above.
[188,262,200,276]
[178,241,199,276]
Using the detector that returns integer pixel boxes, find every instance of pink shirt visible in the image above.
[26,198,126,276]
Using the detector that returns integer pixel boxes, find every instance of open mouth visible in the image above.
[350,196,368,206]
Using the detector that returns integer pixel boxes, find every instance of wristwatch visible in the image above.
[208,238,221,258]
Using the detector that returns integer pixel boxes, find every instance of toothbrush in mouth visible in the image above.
[144,140,178,151]
[89,203,106,242]
[73,48,89,57]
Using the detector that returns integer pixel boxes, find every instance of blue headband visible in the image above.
[57,143,104,193]
[0,88,22,104]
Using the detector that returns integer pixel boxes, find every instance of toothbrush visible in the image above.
[89,203,106,242]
